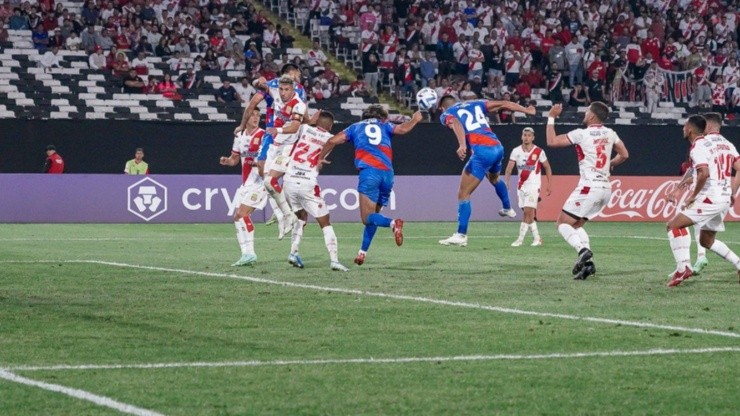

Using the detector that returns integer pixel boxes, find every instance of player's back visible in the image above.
[285,125,332,183]
[696,133,739,200]
[567,124,620,186]
[440,100,501,147]
[344,118,395,171]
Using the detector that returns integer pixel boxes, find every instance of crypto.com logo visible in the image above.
[127,177,168,221]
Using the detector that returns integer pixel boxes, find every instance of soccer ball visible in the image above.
[415,87,438,111]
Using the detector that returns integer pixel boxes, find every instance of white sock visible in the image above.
[558,223,584,252]
[290,219,306,254]
[529,222,540,240]
[709,239,740,269]
[517,222,528,240]
[693,224,706,257]
[268,198,285,222]
[576,227,590,249]
[235,216,255,255]
[322,225,339,262]
[667,229,691,270]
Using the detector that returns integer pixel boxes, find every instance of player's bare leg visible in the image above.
[356,195,403,265]
[692,224,709,274]
[439,170,482,247]
[288,209,308,268]
[315,214,348,271]
[699,229,740,283]
[265,170,298,239]
[513,207,542,247]
[487,172,516,218]
[665,213,695,287]
[232,205,258,266]
[556,212,593,278]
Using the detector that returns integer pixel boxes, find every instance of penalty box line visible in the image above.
[3,259,739,340]
[4,347,740,373]
[0,369,165,416]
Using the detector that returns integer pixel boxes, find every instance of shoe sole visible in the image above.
[572,249,593,275]
[393,220,404,246]
[354,259,364,266]
[439,241,467,247]
[667,270,692,287]
[574,266,595,280]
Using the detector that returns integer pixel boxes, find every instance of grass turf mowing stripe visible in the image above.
[6,347,740,372]
[0,369,166,416]
[3,259,738,339]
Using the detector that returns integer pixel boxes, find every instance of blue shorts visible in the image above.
[257,132,274,161]
[464,145,504,181]
[358,168,394,206]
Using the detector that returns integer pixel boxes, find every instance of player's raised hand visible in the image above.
[456,145,467,160]
[548,104,563,118]
[411,111,423,123]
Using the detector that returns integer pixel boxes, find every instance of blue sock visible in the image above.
[361,224,378,251]
[457,200,471,235]
[367,213,392,228]
[493,180,511,210]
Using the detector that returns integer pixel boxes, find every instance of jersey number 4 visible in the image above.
[292,143,321,167]
[457,106,489,131]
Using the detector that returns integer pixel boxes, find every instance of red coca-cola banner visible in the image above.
[536,176,740,222]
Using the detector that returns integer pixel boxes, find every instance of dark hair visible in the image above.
[281,63,299,74]
[318,110,334,128]
[686,115,706,133]
[589,101,610,122]
[361,104,388,120]
[136,147,144,152]
[702,112,722,126]
[439,95,456,109]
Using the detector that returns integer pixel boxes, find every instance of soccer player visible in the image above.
[235,65,307,239]
[318,105,423,265]
[504,127,553,247]
[665,115,740,287]
[436,96,537,247]
[219,111,268,266]
[282,110,349,271]
[546,102,629,280]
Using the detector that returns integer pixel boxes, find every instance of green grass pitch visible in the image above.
[1,222,738,415]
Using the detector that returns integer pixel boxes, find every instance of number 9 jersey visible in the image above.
[344,118,396,172]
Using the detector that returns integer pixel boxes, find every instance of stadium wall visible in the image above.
[3,120,734,176]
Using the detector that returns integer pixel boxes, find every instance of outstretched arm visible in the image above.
[545,104,572,148]
[393,111,423,135]
[235,93,264,134]
[485,100,536,115]
[318,131,347,167]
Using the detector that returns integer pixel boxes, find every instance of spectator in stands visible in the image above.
[569,83,588,107]
[9,8,30,30]
[122,68,145,94]
[468,41,484,81]
[88,45,105,70]
[321,61,336,82]
[32,24,49,51]
[224,29,242,52]
[565,36,584,88]
[515,77,531,101]
[329,75,342,98]
[44,145,64,174]
[644,61,665,114]
[155,37,173,58]
[166,50,185,72]
[436,32,454,78]
[133,36,155,56]
[585,70,606,104]
[98,28,114,50]
[131,51,149,76]
[174,37,191,55]
[178,67,202,90]
[112,52,130,77]
[306,39,327,67]
[80,25,100,52]
[459,82,477,100]
[419,52,436,88]
[496,92,515,124]
[452,35,469,76]
[215,79,240,103]
[279,27,294,49]
[155,73,181,100]
[709,75,731,115]
[38,45,61,71]
[0,1,12,20]
[0,17,7,43]
[394,57,418,102]
[311,79,332,100]
[263,22,280,50]
[48,27,64,48]
[548,39,566,78]
[503,43,521,87]
[202,49,219,71]
[80,0,99,26]
[144,77,159,94]
[65,30,81,51]
[362,48,380,96]
[234,77,256,104]
[348,74,369,97]
[546,67,564,103]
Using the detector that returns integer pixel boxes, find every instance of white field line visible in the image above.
[5,347,740,372]
[0,369,165,416]
[2,259,738,339]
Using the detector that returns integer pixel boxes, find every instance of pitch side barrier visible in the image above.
[0,174,738,223]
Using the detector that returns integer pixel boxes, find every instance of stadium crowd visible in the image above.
[1,0,738,117]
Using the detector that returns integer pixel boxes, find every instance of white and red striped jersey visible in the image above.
[509,145,548,189]
[711,82,728,106]
[361,30,378,53]
[504,50,520,73]
[691,133,739,203]
[273,95,307,147]
[566,124,622,187]
[232,128,265,185]
[284,124,333,184]
[468,48,484,71]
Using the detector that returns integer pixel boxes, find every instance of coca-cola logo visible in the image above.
[599,179,740,220]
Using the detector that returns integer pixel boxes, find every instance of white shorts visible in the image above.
[517,186,540,209]
[284,180,329,219]
[265,145,292,173]
[237,181,268,210]
[562,185,611,220]
[682,201,730,232]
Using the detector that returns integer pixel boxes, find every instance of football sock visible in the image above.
[290,218,306,254]
[268,197,284,223]
[530,222,540,240]
[265,177,292,217]
[517,222,528,240]
[235,216,255,255]
[693,224,706,257]
[457,200,471,235]
[576,227,590,249]
[667,228,691,270]
[361,224,378,252]
[322,225,339,262]
[493,180,511,210]
[708,239,740,269]
[367,213,392,228]
[558,223,584,252]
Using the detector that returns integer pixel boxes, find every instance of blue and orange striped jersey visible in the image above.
[344,118,395,171]
[439,100,501,147]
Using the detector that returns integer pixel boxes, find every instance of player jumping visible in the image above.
[282,110,349,271]
[665,115,740,287]
[436,96,537,247]
[546,102,629,280]
[318,105,423,265]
